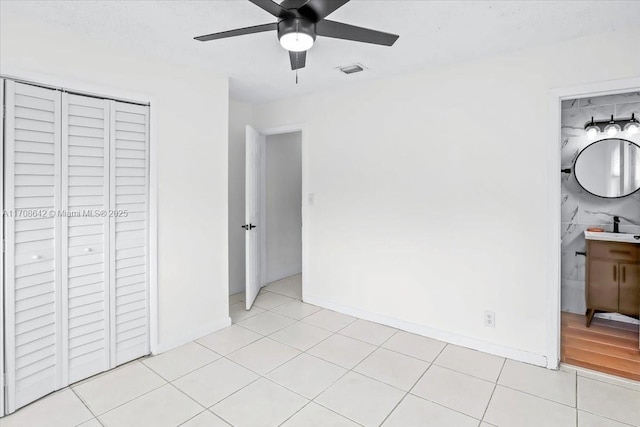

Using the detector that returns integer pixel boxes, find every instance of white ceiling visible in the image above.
[2,1,639,103]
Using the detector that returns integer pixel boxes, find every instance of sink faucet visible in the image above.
[613,216,620,233]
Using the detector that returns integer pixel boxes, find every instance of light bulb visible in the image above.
[279,32,314,52]
[625,122,640,135]
[586,127,599,140]
[605,123,620,137]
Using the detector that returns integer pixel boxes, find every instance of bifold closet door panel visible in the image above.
[109,101,150,365]
[62,93,111,384]
[4,81,62,412]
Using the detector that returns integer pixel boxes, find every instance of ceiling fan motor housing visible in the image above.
[278,18,316,43]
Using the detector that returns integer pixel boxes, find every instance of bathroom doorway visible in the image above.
[558,91,640,381]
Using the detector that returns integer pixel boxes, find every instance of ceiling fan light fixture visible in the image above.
[278,18,316,52]
[279,32,314,52]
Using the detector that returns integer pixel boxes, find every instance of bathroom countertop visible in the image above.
[584,230,640,244]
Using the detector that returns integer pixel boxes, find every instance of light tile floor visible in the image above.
[2,274,639,427]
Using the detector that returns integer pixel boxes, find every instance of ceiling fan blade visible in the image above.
[279,0,309,10]
[316,20,399,46]
[248,0,291,18]
[297,0,350,21]
[289,50,306,70]
[194,23,277,42]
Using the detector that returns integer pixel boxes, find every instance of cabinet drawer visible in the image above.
[589,241,639,262]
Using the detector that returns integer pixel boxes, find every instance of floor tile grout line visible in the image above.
[246,301,453,425]
[165,381,209,412]
[576,408,638,427]
[568,365,640,392]
[226,293,640,427]
[403,390,485,424]
[227,299,411,425]
[305,317,433,425]
[480,358,506,423]
[140,347,224,384]
[493,381,583,410]
[208,316,632,427]
[85,380,169,420]
[69,386,100,422]
[176,409,209,427]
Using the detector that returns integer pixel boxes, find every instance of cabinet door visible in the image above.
[3,81,62,413]
[61,93,111,384]
[618,262,639,316]
[588,259,619,312]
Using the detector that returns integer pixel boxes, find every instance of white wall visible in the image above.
[266,132,302,283]
[228,101,253,296]
[1,12,230,352]
[249,27,640,365]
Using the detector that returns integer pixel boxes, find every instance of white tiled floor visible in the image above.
[2,273,639,427]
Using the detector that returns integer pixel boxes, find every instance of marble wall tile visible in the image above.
[560,136,587,168]
[579,92,640,108]
[578,193,640,227]
[615,101,640,118]
[561,222,587,281]
[561,105,615,137]
[561,172,584,195]
[561,279,586,315]
[561,194,579,223]
[561,99,579,110]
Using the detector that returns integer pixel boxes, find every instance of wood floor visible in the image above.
[561,312,640,381]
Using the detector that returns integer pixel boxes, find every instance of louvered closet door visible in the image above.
[109,101,150,365]
[4,81,62,412]
[61,93,110,384]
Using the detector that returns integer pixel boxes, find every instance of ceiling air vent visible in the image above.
[338,63,365,74]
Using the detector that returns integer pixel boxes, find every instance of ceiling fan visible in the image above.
[194,0,399,71]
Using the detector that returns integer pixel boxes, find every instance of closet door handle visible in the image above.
[613,265,617,282]
[622,265,625,282]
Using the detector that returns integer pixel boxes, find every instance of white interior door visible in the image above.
[61,93,111,385]
[245,126,264,309]
[4,81,63,413]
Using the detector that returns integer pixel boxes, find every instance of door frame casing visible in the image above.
[1,78,5,416]
[254,124,308,301]
[0,68,159,362]
[546,76,640,369]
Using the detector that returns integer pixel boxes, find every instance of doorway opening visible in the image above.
[558,91,640,381]
[229,125,307,323]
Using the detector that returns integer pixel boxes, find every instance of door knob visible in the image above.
[241,224,257,230]
[84,248,92,253]
[32,255,41,260]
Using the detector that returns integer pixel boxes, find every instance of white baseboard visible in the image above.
[154,316,232,354]
[304,296,548,368]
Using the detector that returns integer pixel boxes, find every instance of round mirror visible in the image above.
[574,138,640,198]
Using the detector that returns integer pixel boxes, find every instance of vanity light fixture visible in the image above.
[604,115,621,137]
[624,113,640,135]
[585,118,599,140]
[583,114,639,139]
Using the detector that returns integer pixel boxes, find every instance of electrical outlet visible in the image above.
[484,310,496,328]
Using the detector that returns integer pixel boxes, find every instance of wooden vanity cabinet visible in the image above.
[585,240,640,327]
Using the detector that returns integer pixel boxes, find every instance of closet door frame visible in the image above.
[1,78,5,417]
[1,69,158,384]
